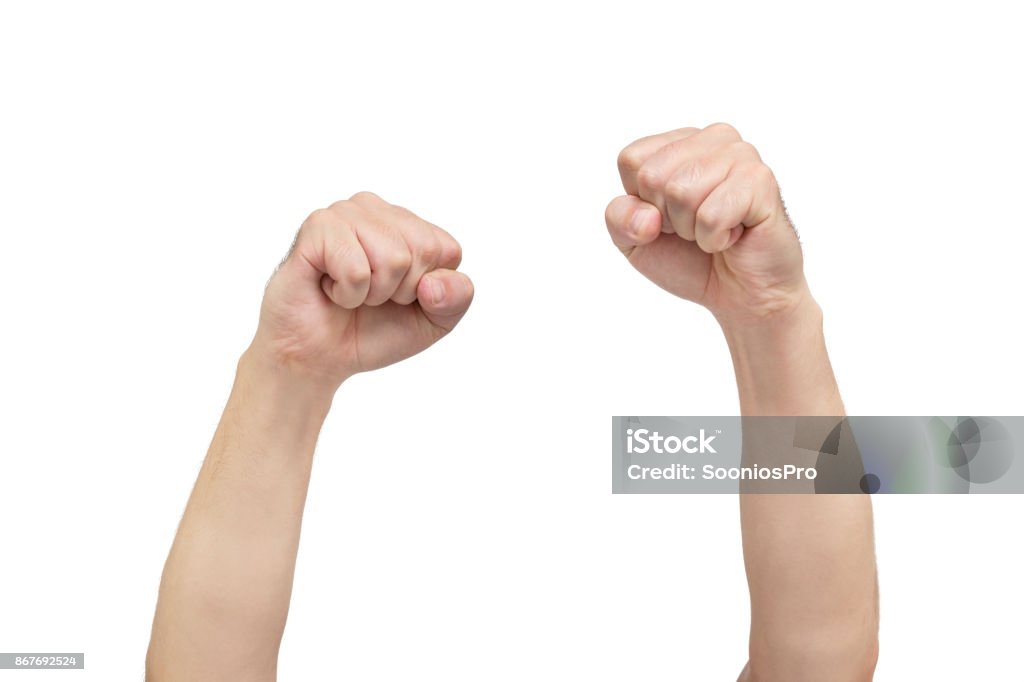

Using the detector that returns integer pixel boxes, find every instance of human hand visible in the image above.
[606,123,811,326]
[249,192,473,390]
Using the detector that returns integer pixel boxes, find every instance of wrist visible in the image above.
[715,289,843,416]
[243,330,351,395]
[715,287,823,352]
[233,346,337,441]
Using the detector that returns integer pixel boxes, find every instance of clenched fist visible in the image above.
[250,191,473,388]
[606,123,809,324]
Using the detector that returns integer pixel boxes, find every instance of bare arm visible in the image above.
[145,353,330,679]
[725,300,878,681]
[606,123,878,681]
[147,192,473,681]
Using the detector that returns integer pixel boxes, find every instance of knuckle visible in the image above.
[617,144,645,176]
[742,161,776,188]
[349,190,382,205]
[392,291,416,305]
[388,248,413,273]
[304,207,334,232]
[696,200,724,230]
[326,202,366,229]
[665,163,704,206]
[390,203,416,219]
[729,139,761,160]
[344,261,371,288]
[635,164,665,194]
[706,121,741,138]
[416,236,443,265]
[326,197,355,214]
[442,237,463,266]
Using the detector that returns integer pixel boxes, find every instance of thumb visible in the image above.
[416,269,474,333]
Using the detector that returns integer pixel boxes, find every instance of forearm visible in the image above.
[145,193,471,680]
[724,296,878,681]
[720,297,842,417]
[147,348,334,681]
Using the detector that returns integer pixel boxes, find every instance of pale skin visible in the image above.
[606,123,879,681]
[146,192,473,680]
[147,125,878,681]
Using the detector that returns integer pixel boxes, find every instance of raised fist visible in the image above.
[606,123,809,324]
[251,191,473,389]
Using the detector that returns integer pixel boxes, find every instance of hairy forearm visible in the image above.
[147,349,333,681]
[723,297,879,682]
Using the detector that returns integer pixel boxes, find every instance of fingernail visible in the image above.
[630,207,654,238]
[427,276,445,306]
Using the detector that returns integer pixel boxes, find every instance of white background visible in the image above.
[1,1,1021,680]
